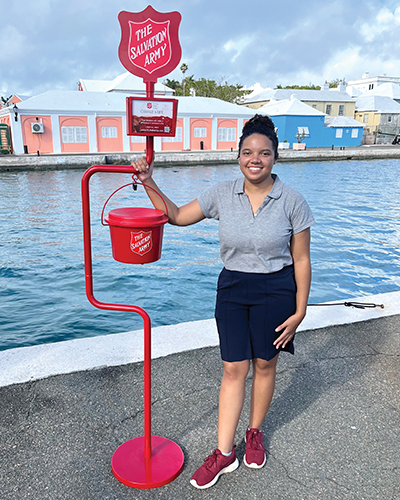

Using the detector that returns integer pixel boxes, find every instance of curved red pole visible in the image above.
[81,164,152,459]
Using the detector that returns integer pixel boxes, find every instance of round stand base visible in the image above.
[112,436,184,489]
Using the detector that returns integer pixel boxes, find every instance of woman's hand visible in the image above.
[273,312,305,350]
[131,156,153,182]
[274,228,312,350]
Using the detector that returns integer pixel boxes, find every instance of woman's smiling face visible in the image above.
[239,133,277,187]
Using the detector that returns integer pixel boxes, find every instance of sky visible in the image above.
[2,0,400,97]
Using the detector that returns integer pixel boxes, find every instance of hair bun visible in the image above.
[248,114,275,130]
[237,113,278,158]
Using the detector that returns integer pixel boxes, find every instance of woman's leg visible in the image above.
[218,359,250,453]
[249,354,279,429]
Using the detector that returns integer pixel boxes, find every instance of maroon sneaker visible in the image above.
[244,428,266,468]
[190,447,239,489]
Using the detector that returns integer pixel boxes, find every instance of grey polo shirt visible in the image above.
[198,174,315,274]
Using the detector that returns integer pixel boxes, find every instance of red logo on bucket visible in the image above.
[147,102,152,109]
[130,230,153,256]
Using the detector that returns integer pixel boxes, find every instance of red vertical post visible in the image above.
[143,298,152,460]
[146,81,155,167]
[143,79,155,460]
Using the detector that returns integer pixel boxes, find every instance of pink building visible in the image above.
[1,73,254,155]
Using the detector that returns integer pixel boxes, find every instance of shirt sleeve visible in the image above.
[290,196,315,235]
[197,183,221,220]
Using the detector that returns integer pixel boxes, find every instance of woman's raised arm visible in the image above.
[132,157,205,227]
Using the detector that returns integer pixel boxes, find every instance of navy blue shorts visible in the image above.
[215,266,296,362]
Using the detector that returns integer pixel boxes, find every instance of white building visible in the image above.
[347,73,400,93]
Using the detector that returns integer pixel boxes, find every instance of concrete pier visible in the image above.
[0,292,399,499]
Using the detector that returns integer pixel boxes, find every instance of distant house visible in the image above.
[258,97,363,148]
[242,84,355,117]
[324,116,365,147]
[363,82,400,104]
[355,95,400,143]
[347,72,400,93]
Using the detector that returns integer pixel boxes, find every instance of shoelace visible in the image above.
[203,450,220,468]
[248,430,263,450]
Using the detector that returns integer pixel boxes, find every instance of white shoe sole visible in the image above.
[243,454,266,469]
[244,432,266,469]
[190,458,239,489]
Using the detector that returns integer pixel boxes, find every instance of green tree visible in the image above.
[1,95,13,106]
[180,63,189,95]
[328,78,346,88]
[275,79,346,90]
[275,84,321,90]
[163,70,249,103]
[163,78,181,93]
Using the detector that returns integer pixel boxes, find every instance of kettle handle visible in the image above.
[101,181,169,226]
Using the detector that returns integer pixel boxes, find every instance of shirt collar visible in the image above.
[234,174,283,200]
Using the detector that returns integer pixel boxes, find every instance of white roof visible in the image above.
[355,95,400,113]
[79,72,173,95]
[244,88,355,104]
[79,79,110,92]
[105,72,173,94]
[364,82,400,100]
[12,90,256,117]
[325,116,364,128]
[243,83,272,100]
[174,96,256,116]
[345,86,363,98]
[257,97,325,116]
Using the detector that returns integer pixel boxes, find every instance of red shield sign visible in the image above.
[118,6,182,82]
[130,230,153,256]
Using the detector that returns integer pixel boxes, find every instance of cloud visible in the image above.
[0,25,28,64]
[224,35,255,63]
[360,5,400,42]
[2,0,400,96]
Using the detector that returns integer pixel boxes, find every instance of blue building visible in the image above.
[258,97,364,148]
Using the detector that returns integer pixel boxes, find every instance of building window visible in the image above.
[218,127,236,142]
[369,84,374,90]
[297,126,309,137]
[339,105,344,116]
[131,136,146,143]
[326,104,332,115]
[193,127,207,138]
[61,126,87,143]
[312,105,317,109]
[162,127,183,142]
[101,126,117,138]
[351,129,359,138]
[336,128,343,138]
[363,114,369,123]
[388,115,392,123]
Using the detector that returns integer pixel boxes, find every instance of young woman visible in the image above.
[132,114,314,489]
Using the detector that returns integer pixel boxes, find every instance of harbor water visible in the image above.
[1,159,399,351]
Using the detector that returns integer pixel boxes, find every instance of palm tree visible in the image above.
[180,63,189,95]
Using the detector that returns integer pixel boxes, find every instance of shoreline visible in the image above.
[2,144,400,171]
[1,290,398,388]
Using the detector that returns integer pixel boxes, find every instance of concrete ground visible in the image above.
[1,314,399,500]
